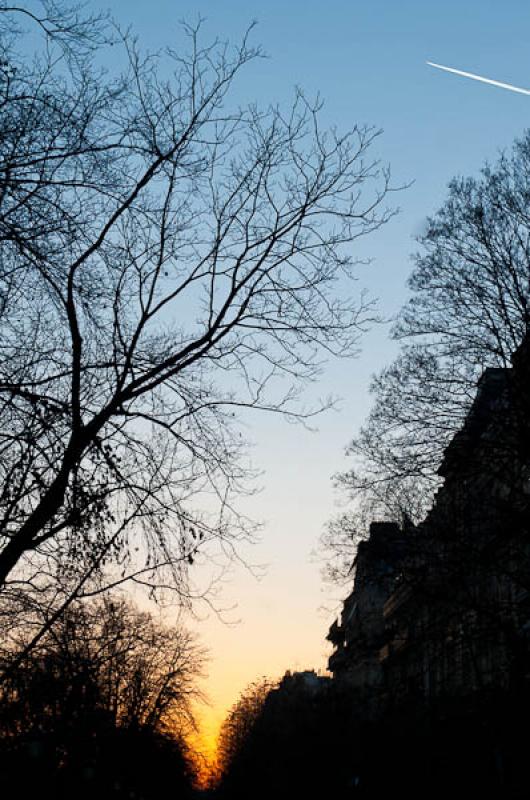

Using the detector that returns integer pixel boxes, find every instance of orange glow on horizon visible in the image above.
[187,564,335,785]
[188,706,226,789]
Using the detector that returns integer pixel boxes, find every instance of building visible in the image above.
[327,521,405,690]
[328,335,530,707]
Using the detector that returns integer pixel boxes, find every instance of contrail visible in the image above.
[427,61,530,96]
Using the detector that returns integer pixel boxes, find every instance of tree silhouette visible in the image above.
[216,677,277,768]
[0,595,204,796]
[0,2,395,625]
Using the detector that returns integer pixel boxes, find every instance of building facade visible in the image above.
[328,336,530,707]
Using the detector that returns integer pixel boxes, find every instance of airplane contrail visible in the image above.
[427,61,530,96]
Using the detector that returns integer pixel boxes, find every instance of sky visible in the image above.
[93,0,530,764]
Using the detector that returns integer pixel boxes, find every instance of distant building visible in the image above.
[276,670,331,695]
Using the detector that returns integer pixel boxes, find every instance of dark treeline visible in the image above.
[0,596,204,798]
[214,675,361,798]
[213,676,530,799]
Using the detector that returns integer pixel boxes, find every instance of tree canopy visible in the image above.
[0,594,204,796]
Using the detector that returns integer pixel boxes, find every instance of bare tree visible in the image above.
[0,594,204,795]
[0,595,206,734]
[322,132,530,581]
[0,3,395,614]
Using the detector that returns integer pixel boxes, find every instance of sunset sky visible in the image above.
[97,0,530,763]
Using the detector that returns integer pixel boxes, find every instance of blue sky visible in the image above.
[103,0,530,327]
[96,0,530,758]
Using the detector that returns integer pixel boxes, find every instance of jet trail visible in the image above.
[427,61,530,96]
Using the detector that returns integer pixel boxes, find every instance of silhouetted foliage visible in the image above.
[215,675,368,799]
[0,596,204,797]
[215,677,277,781]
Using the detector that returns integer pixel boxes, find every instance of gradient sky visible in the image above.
[93,0,530,763]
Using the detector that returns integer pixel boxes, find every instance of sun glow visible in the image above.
[188,708,224,789]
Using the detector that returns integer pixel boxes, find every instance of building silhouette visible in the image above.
[328,335,530,707]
